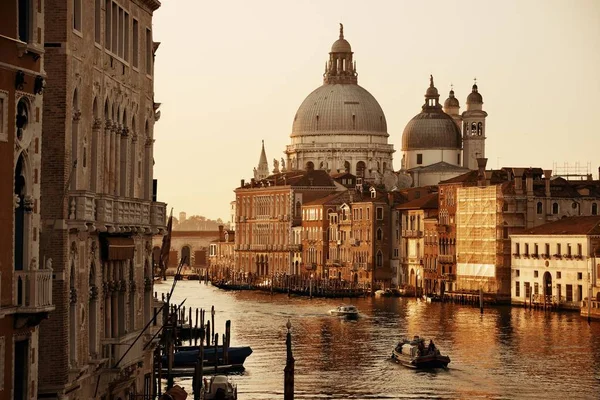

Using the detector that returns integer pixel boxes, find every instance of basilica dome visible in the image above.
[401,76,461,151]
[291,84,388,136]
[402,112,461,150]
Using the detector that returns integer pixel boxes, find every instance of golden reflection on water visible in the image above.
[156,280,600,399]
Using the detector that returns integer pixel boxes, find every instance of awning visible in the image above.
[103,237,135,260]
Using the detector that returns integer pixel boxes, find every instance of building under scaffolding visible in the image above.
[456,185,510,300]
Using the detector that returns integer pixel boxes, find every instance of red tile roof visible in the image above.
[518,216,600,235]
[396,193,439,210]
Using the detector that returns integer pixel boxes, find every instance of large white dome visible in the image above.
[291,84,388,137]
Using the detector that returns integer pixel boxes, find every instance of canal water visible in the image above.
[156,280,600,399]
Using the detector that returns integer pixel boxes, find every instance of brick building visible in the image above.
[235,170,342,278]
[301,191,348,278]
[0,1,54,399]
[38,0,165,399]
[397,193,439,294]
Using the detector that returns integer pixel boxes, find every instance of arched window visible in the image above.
[356,161,366,177]
[477,122,483,135]
[552,202,559,215]
[181,246,191,266]
[376,228,383,241]
[89,261,98,357]
[16,97,29,141]
[376,250,383,267]
[14,153,29,272]
[69,258,77,367]
[471,122,477,135]
[536,202,543,215]
[344,160,350,172]
[593,203,598,216]
[295,201,301,217]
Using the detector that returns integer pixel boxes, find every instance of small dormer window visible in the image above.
[370,187,376,199]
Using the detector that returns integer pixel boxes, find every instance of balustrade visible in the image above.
[14,269,54,311]
[69,192,166,230]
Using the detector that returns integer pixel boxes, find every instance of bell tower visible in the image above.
[461,80,488,170]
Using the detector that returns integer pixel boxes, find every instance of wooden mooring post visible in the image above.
[284,319,295,400]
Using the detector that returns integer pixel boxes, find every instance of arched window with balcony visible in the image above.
[376,228,383,241]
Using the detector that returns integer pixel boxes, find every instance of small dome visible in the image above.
[426,85,439,97]
[402,111,462,150]
[444,89,460,108]
[467,84,483,104]
[331,38,351,53]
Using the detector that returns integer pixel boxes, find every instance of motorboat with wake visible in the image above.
[391,336,450,369]
[202,375,237,400]
[329,305,359,319]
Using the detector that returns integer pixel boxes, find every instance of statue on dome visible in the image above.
[253,167,258,179]
[273,158,280,173]
[281,158,286,172]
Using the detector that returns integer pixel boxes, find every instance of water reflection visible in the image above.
[156,280,600,399]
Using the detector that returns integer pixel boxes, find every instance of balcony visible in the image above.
[442,273,457,281]
[68,192,167,232]
[402,229,423,238]
[68,191,96,223]
[151,202,167,228]
[101,329,147,369]
[289,244,302,252]
[14,269,54,324]
[438,254,456,264]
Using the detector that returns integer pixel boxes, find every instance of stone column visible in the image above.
[115,125,122,196]
[91,118,102,192]
[119,127,129,197]
[104,120,112,194]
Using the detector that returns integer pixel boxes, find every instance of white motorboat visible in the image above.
[328,305,359,318]
[203,375,237,400]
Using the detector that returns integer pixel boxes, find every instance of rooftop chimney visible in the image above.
[513,168,525,195]
[218,225,224,242]
[241,179,245,188]
[543,170,552,197]
[525,174,533,196]
[476,158,488,187]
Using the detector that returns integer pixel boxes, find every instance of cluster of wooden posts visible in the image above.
[153,296,232,400]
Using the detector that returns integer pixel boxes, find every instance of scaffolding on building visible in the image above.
[553,161,593,181]
[455,185,503,293]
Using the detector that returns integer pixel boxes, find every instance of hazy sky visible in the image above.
[152,0,600,221]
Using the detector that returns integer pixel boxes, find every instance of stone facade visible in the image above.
[208,226,236,279]
[151,230,219,275]
[510,216,600,310]
[38,0,165,399]
[0,1,54,399]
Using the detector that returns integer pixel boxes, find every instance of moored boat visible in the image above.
[162,345,253,368]
[391,336,450,369]
[329,305,359,318]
